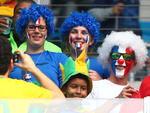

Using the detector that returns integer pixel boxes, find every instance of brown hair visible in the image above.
[0,35,12,74]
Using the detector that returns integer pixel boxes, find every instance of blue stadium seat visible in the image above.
[140,21,150,43]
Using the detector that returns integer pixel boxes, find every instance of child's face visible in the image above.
[64,78,88,98]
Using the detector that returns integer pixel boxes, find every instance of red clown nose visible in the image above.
[118,59,124,65]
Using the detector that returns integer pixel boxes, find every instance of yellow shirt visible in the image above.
[0,78,52,99]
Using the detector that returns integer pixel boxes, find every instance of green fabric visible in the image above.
[60,49,90,86]
[60,57,77,85]
[60,49,92,94]
[8,32,18,53]
[18,40,62,53]
[60,57,90,86]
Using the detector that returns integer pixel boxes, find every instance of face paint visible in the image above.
[75,35,89,49]
[123,47,136,76]
[44,35,47,39]
[110,46,118,77]
[36,18,41,25]
[110,46,135,78]
[84,35,89,44]
[115,55,126,78]
[26,32,30,39]
[69,26,90,51]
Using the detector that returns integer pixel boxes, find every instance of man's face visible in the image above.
[25,17,47,48]
[68,26,93,51]
[110,46,136,78]
[64,78,88,98]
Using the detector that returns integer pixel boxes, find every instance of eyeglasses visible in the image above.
[27,25,47,32]
[111,52,135,60]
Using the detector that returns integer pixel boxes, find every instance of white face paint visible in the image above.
[115,47,126,78]
[115,68,125,78]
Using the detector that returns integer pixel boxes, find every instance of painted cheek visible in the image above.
[111,60,117,75]
[27,32,31,39]
[124,60,135,76]
[83,35,89,43]
[69,35,76,44]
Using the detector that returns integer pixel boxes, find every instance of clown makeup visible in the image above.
[69,26,91,51]
[26,17,47,47]
[110,46,136,78]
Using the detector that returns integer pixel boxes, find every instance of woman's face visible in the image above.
[26,17,47,48]
[68,26,93,51]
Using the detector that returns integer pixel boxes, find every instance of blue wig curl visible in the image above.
[60,11,101,43]
[15,3,54,39]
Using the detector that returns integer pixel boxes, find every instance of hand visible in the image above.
[117,85,138,98]
[14,51,37,73]
[89,70,102,81]
[112,3,124,15]
[0,17,11,33]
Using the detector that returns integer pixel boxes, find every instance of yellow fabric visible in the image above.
[0,6,14,17]
[59,63,65,82]
[0,78,53,99]
[0,0,16,17]
[75,49,88,76]
[0,0,9,4]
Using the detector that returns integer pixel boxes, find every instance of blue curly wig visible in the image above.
[16,3,54,39]
[60,11,101,43]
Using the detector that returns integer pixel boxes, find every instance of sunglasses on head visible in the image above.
[111,52,135,60]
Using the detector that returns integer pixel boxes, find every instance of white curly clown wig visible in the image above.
[97,31,148,72]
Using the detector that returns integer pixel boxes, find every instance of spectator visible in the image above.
[87,31,148,98]
[138,75,150,98]
[60,49,92,98]
[13,0,62,53]
[60,11,109,80]
[0,35,64,99]
[0,0,17,53]
[11,0,36,47]
[10,4,68,87]
[88,0,141,40]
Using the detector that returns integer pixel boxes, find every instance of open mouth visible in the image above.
[115,65,125,70]
[74,41,84,49]
[32,36,42,41]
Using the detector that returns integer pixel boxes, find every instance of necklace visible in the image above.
[23,52,44,82]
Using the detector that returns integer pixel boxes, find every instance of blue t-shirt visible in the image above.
[89,57,109,79]
[10,51,68,87]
